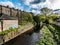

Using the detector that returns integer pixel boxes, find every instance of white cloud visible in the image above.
[24,0,60,14]
[42,0,60,10]
[50,0,60,10]
[0,1,14,7]
[31,10,36,13]
[30,4,40,8]
[31,9,40,14]
[29,0,52,9]
[24,0,34,5]
[1,0,60,14]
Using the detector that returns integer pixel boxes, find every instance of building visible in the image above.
[0,5,21,18]
[0,20,18,32]
[0,5,19,32]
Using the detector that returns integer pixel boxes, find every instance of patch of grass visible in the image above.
[0,27,18,35]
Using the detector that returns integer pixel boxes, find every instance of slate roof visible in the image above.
[0,14,18,20]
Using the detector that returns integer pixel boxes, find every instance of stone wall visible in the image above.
[11,8,18,17]
[2,6,10,16]
[0,22,1,32]
[0,5,2,14]
[3,20,18,31]
[0,5,21,18]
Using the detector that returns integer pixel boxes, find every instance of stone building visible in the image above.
[0,20,18,32]
[0,5,19,32]
[0,5,21,18]
[11,8,18,17]
[0,22,1,32]
[0,5,10,16]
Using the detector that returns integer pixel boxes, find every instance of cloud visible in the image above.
[23,0,47,14]
[50,0,60,10]
[24,0,46,5]
[31,9,40,14]
[23,0,60,14]
[0,1,14,7]
[24,0,34,5]
[40,0,60,10]
[0,0,60,14]
[31,0,46,4]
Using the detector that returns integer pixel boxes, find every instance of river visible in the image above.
[4,31,40,45]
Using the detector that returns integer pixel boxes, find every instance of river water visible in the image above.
[4,31,40,45]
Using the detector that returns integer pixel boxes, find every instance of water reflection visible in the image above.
[5,31,40,45]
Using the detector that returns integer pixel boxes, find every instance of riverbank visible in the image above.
[0,23,34,45]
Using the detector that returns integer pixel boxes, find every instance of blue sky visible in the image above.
[0,0,60,14]
[0,0,30,11]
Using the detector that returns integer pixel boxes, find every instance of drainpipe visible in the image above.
[1,20,4,45]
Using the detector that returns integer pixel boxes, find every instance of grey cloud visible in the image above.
[30,8,40,11]
[30,0,46,4]
[17,0,60,14]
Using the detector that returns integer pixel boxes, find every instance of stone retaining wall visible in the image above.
[3,20,18,31]
[0,24,34,45]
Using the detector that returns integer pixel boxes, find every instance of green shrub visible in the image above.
[36,25,57,45]
[0,27,18,35]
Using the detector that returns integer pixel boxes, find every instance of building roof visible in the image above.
[0,14,18,20]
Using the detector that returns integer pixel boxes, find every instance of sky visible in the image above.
[0,0,60,14]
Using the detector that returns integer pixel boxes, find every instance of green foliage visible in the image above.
[0,27,18,35]
[34,7,60,45]
[19,12,34,25]
[47,25,55,32]
[33,14,46,26]
[36,25,57,45]
[36,24,60,45]
[41,7,52,15]
[48,25,60,45]
[48,13,59,21]
[47,18,54,24]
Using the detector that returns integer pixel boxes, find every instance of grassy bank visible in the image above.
[36,24,60,45]
[0,22,33,35]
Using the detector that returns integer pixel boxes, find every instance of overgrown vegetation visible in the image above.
[0,7,60,45]
[0,11,34,35]
[36,24,60,45]
[35,7,60,45]
[19,12,34,25]
[36,25,57,45]
[0,27,18,35]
